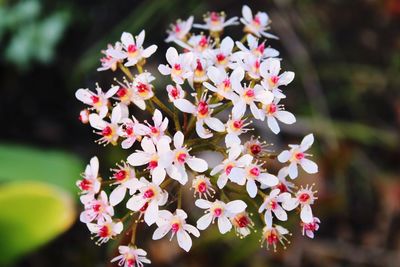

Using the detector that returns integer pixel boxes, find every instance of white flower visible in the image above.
[229,162,279,198]
[203,66,244,101]
[230,212,254,238]
[166,84,185,102]
[210,145,252,189]
[79,109,90,124]
[108,30,157,67]
[174,92,225,139]
[261,167,295,193]
[109,162,141,206]
[301,217,320,239]
[158,47,193,84]
[75,84,119,118]
[118,116,148,149]
[168,131,208,184]
[260,99,296,134]
[87,219,123,245]
[80,191,114,223]
[127,136,172,185]
[126,177,168,226]
[258,188,291,224]
[237,55,263,80]
[261,222,290,251]
[206,36,235,69]
[175,34,212,55]
[260,58,295,99]
[277,133,318,178]
[240,5,278,39]
[98,43,123,72]
[152,209,200,252]
[111,246,151,267]
[191,175,215,199]
[190,57,210,85]
[195,199,247,234]
[193,11,238,33]
[131,72,156,109]
[144,109,171,143]
[76,156,101,203]
[165,16,194,43]
[243,136,270,157]
[282,185,317,223]
[232,82,274,120]
[235,34,279,59]
[225,115,252,148]
[89,104,128,145]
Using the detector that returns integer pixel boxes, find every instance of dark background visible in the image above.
[1,0,400,266]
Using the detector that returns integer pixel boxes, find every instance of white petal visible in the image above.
[228,167,246,185]
[127,152,150,166]
[166,47,179,65]
[267,116,280,134]
[110,186,126,206]
[186,157,208,172]
[144,201,158,225]
[177,230,192,252]
[300,158,318,174]
[174,99,197,114]
[288,162,298,179]
[195,199,211,209]
[242,5,253,22]
[152,167,166,185]
[273,205,288,221]
[226,200,247,213]
[126,195,147,211]
[196,214,212,230]
[282,198,298,211]
[217,216,232,234]
[275,111,296,124]
[135,30,145,48]
[204,117,225,132]
[300,204,313,223]
[173,131,184,149]
[158,64,171,75]
[121,32,134,46]
[246,180,258,198]
[206,66,223,84]
[183,224,200,237]
[300,133,314,152]
[152,225,171,240]
[232,100,246,119]
[220,36,234,54]
[142,45,158,58]
[88,114,106,130]
[258,173,279,187]
[278,71,295,85]
[277,150,291,163]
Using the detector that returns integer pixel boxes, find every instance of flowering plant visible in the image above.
[76,5,320,266]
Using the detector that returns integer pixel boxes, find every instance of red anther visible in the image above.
[143,189,155,199]
[197,101,209,116]
[102,126,113,137]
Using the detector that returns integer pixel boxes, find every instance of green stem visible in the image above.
[151,95,174,118]
[118,62,134,81]
[177,187,182,209]
[173,107,182,132]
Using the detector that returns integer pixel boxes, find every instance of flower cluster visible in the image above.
[76,5,320,266]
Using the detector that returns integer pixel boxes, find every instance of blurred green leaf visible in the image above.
[0,181,76,265]
[0,144,82,194]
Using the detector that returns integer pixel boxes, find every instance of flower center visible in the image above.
[79,179,92,191]
[244,88,255,99]
[102,126,113,137]
[256,43,265,55]
[99,225,111,238]
[174,24,181,33]
[270,75,279,85]
[210,12,220,22]
[295,152,305,160]
[114,170,127,182]
[304,222,317,231]
[197,181,207,193]
[117,87,128,98]
[148,160,158,170]
[299,193,310,203]
[236,215,250,228]
[126,258,136,267]
[222,79,231,90]
[176,152,187,164]
[171,222,180,233]
[127,44,138,54]
[268,200,277,210]
[91,95,100,104]
[216,53,226,63]
[225,164,234,175]
[253,15,261,26]
[267,103,277,114]
[143,189,155,199]
[233,119,244,130]
[250,144,261,155]
[93,203,102,212]
[213,207,223,217]
[124,125,134,136]
[249,166,260,177]
[199,36,208,48]
[170,87,179,98]
[277,183,288,193]
[150,126,159,136]
[266,230,278,245]
[197,101,209,116]
[140,202,149,212]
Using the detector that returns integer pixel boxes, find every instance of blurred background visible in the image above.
[1,0,400,266]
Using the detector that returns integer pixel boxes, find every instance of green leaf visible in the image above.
[0,181,76,265]
[0,144,83,194]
